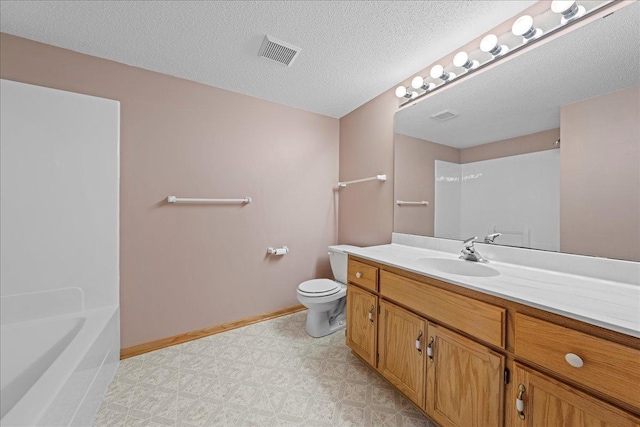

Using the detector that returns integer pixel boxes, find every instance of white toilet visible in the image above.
[296,245,358,337]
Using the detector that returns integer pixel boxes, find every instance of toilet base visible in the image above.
[305,307,346,338]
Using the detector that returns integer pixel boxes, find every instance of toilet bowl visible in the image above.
[296,245,358,338]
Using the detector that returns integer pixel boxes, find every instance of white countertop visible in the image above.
[344,243,640,338]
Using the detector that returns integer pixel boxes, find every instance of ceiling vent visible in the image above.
[430,110,459,122]
[258,35,301,66]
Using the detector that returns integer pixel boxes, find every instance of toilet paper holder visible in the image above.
[267,246,289,256]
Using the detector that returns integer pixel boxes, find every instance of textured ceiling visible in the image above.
[395,2,640,148]
[0,1,536,118]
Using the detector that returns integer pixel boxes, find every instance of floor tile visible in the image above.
[95,311,437,426]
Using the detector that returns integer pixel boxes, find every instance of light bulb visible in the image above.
[551,0,575,13]
[430,65,444,79]
[480,34,509,57]
[452,52,468,67]
[430,65,455,81]
[551,0,585,23]
[453,51,479,70]
[512,15,533,36]
[395,86,408,98]
[480,34,497,52]
[411,76,435,91]
[512,15,542,41]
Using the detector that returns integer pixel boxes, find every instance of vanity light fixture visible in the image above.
[551,0,586,24]
[430,65,455,82]
[396,0,616,108]
[411,76,436,92]
[453,51,479,70]
[512,15,543,42]
[480,34,509,57]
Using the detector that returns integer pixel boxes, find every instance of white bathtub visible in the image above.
[0,306,119,426]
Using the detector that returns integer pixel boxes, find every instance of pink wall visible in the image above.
[460,128,560,164]
[338,90,397,246]
[0,33,339,348]
[560,86,640,262]
[394,134,460,236]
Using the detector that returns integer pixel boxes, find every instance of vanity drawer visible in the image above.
[348,259,378,292]
[379,271,505,348]
[514,313,640,410]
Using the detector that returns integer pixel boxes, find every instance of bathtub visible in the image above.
[0,305,119,426]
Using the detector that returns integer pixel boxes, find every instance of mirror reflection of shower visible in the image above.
[434,149,560,252]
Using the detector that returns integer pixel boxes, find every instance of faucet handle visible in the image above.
[484,233,502,244]
[463,237,478,248]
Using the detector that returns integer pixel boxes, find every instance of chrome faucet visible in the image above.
[484,233,502,244]
[460,237,487,263]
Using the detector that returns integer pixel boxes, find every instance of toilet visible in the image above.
[296,245,358,337]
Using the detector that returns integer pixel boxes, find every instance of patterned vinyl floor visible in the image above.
[95,310,438,427]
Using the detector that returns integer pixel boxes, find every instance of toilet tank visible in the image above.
[328,245,360,284]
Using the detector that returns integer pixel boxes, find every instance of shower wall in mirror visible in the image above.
[393,1,640,262]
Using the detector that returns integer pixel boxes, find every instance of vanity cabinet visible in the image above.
[378,300,427,408]
[379,270,505,348]
[345,283,378,367]
[348,258,378,292]
[511,363,639,427]
[514,313,640,410]
[426,323,505,427]
[345,255,640,426]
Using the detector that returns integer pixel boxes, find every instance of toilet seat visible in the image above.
[297,279,341,297]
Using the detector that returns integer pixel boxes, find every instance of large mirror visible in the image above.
[394,1,639,262]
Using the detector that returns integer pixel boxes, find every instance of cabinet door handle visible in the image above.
[516,384,526,420]
[565,353,584,368]
[368,305,375,324]
[427,336,434,361]
[415,331,423,355]
[355,272,362,279]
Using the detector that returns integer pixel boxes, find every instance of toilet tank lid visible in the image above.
[328,245,360,254]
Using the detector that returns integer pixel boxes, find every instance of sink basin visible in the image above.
[414,258,500,277]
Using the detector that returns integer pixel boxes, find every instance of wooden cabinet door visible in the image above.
[346,284,377,367]
[378,300,427,408]
[426,323,505,427]
[511,363,640,427]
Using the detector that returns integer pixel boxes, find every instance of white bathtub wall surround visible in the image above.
[0,79,120,426]
[340,234,640,337]
[434,150,560,251]
[433,161,461,240]
[0,79,119,309]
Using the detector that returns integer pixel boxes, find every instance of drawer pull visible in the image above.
[565,353,584,368]
[355,272,362,279]
[427,336,434,361]
[415,331,423,355]
[516,384,526,420]
[368,305,375,324]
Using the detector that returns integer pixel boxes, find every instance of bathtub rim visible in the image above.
[0,305,118,427]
